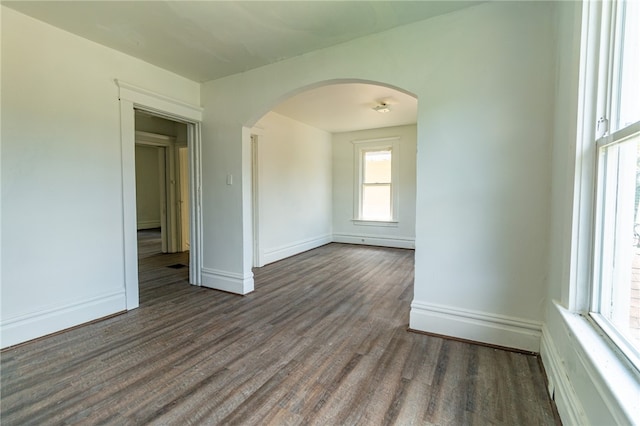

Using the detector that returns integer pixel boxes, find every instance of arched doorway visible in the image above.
[248,81,418,269]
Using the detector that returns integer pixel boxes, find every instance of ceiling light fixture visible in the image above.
[373,103,391,113]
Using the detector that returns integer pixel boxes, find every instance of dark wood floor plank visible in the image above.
[0,230,561,425]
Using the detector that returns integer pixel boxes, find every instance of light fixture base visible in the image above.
[373,103,391,113]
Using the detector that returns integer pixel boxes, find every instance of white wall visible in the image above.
[254,112,332,266]
[0,6,200,348]
[135,145,161,229]
[332,125,416,249]
[200,1,555,350]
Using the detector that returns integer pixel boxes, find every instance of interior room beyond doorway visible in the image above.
[135,110,190,254]
[134,111,191,303]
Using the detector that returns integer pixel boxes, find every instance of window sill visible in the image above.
[555,302,640,424]
[589,313,640,372]
[351,219,399,227]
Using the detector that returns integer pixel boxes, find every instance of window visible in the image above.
[353,137,399,223]
[362,149,392,220]
[591,0,640,368]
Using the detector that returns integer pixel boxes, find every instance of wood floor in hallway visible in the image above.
[1,235,561,425]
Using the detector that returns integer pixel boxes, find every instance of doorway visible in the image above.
[249,81,417,270]
[116,78,203,310]
[134,118,190,254]
[134,113,191,302]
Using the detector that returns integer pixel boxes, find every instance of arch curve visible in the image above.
[245,78,418,129]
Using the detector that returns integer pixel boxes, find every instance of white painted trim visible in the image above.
[251,134,262,267]
[117,80,203,310]
[545,302,640,425]
[119,99,140,310]
[540,324,589,426]
[351,219,399,227]
[137,220,161,230]
[201,268,254,295]
[568,0,601,312]
[134,133,180,251]
[262,234,332,265]
[332,233,415,249]
[0,291,126,349]
[177,147,190,252]
[188,122,203,287]
[135,131,173,146]
[409,300,542,352]
[352,136,400,222]
[134,120,189,255]
[115,80,203,122]
[158,147,168,253]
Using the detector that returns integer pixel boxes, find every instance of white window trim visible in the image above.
[352,219,399,227]
[588,0,640,370]
[565,0,640,422]
[351,137,400,224]
[591,134,640,368]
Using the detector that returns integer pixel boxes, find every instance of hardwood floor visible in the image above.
[1,233,561,425]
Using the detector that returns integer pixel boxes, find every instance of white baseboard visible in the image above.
[409,300,542,352]
[202,268,254,295]
[137,220,161,230]
[332,233,415,249]
[0,290,126,349]
[262,234,332,265]
[540,324,588,426]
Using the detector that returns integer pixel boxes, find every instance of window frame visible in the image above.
[352,137,400,225]
[591,130,640,369]
[557,1,640,421]
[587,0,640,371]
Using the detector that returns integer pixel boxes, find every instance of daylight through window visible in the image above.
[591,0,640,368]
[362,150,392,220]
[353,137,399,223]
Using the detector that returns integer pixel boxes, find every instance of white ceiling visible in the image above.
[3,1,477,132]
[270,83,417,133]
[4,1,478,83]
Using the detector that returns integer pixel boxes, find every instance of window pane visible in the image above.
[595,132,640,355]
[613,1,640,131]
[362,184,391,220]
[364,150,391,183]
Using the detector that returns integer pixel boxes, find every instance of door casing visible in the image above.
[116,79,203,310]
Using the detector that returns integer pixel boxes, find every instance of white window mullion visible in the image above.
[596,0,616,137]
[610,1,624,129]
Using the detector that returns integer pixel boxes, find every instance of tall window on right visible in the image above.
[592,0,640,368]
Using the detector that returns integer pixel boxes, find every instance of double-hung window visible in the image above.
[353,137,399,223]
[591,0,640,368]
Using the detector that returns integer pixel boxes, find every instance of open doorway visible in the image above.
[134,111,191,303]
[116,79,203,310]
[250,81,417,269]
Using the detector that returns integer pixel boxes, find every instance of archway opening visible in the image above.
[249,81,418,268]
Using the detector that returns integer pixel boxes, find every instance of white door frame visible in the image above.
[116,79,203,310]
[135,132,178,253]
[177,146,191,252]
[251,134,263,267]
